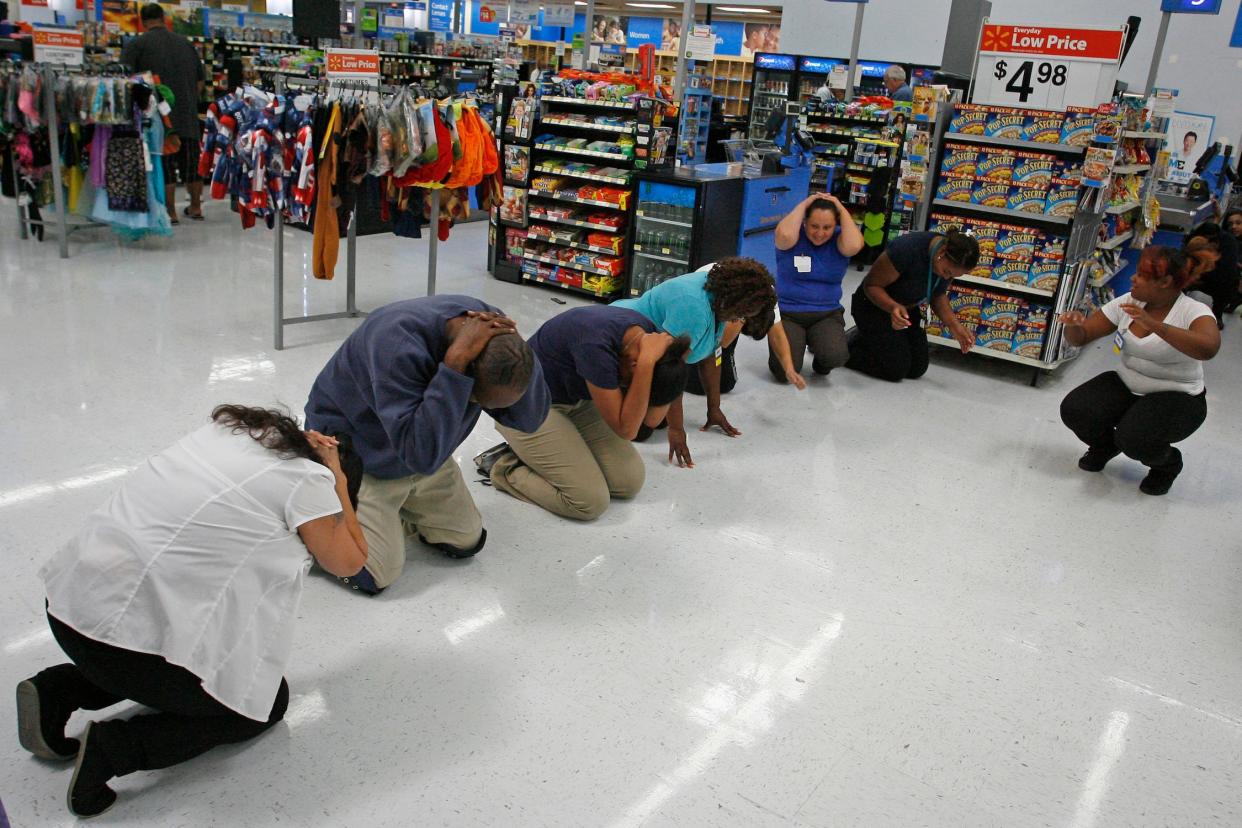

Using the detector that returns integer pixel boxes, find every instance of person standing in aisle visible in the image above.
[305,296,550,595]
[1059,246,1219,496]
[477,305,691,520]
[770,192,864,382]
[1183,221,1239,326]
[16,406,366,818]
[883,66,913,102]
[613,258,778,468]
[121,4,207,224]
[845,229,980,382]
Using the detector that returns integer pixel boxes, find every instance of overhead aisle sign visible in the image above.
[970,22,1126,112]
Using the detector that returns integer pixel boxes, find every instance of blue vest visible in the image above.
[775,227,850,313]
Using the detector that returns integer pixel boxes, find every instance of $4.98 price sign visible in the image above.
[993,59,1068,103]
[971,22,1126,112]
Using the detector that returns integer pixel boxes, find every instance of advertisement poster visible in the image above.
[101,0,140,34]
[542,0,574,27]
[1166,111,1215,185]
[591,16,627,45]
[504,145,531,184]
[741,21,780,57]
[429,0,453,33]
[626,16,662,50]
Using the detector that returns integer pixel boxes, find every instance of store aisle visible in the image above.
[3,212,1242,827]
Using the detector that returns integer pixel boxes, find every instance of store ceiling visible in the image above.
[572,1,783,21]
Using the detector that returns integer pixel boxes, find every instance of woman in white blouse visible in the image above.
[17,405,367,818]
[1059,246,1221,495]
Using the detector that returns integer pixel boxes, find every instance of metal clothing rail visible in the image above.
[12,65,108,258]
[269,70,453,349]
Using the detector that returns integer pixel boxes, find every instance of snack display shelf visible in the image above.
[526,230,621,257]
[1113,164,1151,174]
[528,212,624,233]
[521,273,617,298]
[1122,130,1166,139]
[806,113,887,125]
[1089,258,1128,288]
[931,199,1073,226]
[633,211,691,227]
[378,52,492,65]
[953,275,1056,298]
[522,251,617,277]
[227,40,303,49]
[1098,230,1134,250]
[541,117,636,134]
[941,132,1086,155]
[633,247,689,265]
[1104,200,1141,215]
[529,191,628,211]
[540,95,636,110]
[534,164,629,185]
[928,334,1062,369]
[535,143,634,162]
[808,127,885,141]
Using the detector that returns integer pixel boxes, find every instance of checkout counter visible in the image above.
[628,159,813,296]
[1109,192,1215,294]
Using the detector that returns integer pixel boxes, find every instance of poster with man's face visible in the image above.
[1166,111,1215,185]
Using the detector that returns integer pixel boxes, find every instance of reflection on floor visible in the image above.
[2,209,1241,827]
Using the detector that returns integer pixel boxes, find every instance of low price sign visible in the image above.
[326,49,381,79]
[33,26,84,66]
[971,22,1126,112]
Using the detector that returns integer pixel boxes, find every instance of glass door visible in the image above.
[748,53,797,140]
[629,180,697,298]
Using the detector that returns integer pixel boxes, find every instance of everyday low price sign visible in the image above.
[971,22,1126,111]
[33,26,84,65]
[326,49,380,79]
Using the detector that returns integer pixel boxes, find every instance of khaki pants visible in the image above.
[491,400,645,521]
[355,459,482,589]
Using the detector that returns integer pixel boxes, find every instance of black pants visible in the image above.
[846,292,929,382]
[685,341,737,396]
[39,611,288,776]
[1059,371,1207,470]
[769,308,849,380]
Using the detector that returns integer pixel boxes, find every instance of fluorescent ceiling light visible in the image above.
[717,6,770,12]
[574,1,586,5]
[625,2,676,7]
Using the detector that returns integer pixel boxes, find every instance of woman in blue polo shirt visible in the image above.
[614,257,777,467]
[770,193,864,381]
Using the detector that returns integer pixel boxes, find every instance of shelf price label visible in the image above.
[970,21,1126,111]
[32,26,84,66]
[326,49,380,79]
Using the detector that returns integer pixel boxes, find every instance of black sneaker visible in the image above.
[1140,449,1183,496]
[421,527,488,559]
[67,722,117,819]
[338,567,382,595]
[17,678,79,761]
[1078,446,1120,472]
[473,443,510,479]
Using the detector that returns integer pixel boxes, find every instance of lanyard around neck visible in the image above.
[925,238,945,302]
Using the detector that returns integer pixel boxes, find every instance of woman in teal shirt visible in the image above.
[614,257,777,467]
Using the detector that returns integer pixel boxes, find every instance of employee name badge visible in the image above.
[1112,330,1125,354]
[794,255,812,273]
[715,345,723,367]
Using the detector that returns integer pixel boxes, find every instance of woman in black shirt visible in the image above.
[846,230,981,381]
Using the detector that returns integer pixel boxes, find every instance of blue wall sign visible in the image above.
[625,16,663,49]
[1159,0,1222,12]
[429,0,453,32]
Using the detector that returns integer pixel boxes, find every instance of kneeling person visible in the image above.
[481,305,690,520]
[306,296,550,594]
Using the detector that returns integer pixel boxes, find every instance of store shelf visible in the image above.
[806,113,888,125]
[941,131,1087,155]
[533,164,629,186]
[1113,164,1151,174]
[633,247,689,265]
[540,95,635,110]
[931,199,1072,226]
[928,334,1059,369]
[522,251,618,278]
[521,273,618,298]
[1098,230,1134,250]
[529,191,628,211]
[1105,200,1140,215]
[541,117,636,134]
[1122,130,1165,139]
[227,40,303,49]
[529,212,625,233]
[380,52,492,64]
[527,229,623,257]
[535,143,633,162]
[809,127,886,142]
[635,211,692,227]
[954,274,1056,298]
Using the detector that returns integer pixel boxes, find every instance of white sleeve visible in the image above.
[774,305,782,324]
[1177,294,1216,327]
[1100,293,1128,327]
[284,465,342,530]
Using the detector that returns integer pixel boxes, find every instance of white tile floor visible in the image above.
[2,205,1241,828]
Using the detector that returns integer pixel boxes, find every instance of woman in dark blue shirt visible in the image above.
[479,306,690,521]
[771,193,864,382]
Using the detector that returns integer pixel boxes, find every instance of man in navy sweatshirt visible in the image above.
[306,296,550,594]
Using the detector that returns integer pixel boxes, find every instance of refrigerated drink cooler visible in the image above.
[748,53,798,140]
[627,169,745,298]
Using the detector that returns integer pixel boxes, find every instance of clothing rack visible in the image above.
[270,73,443,350]
[11,65,109,258]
